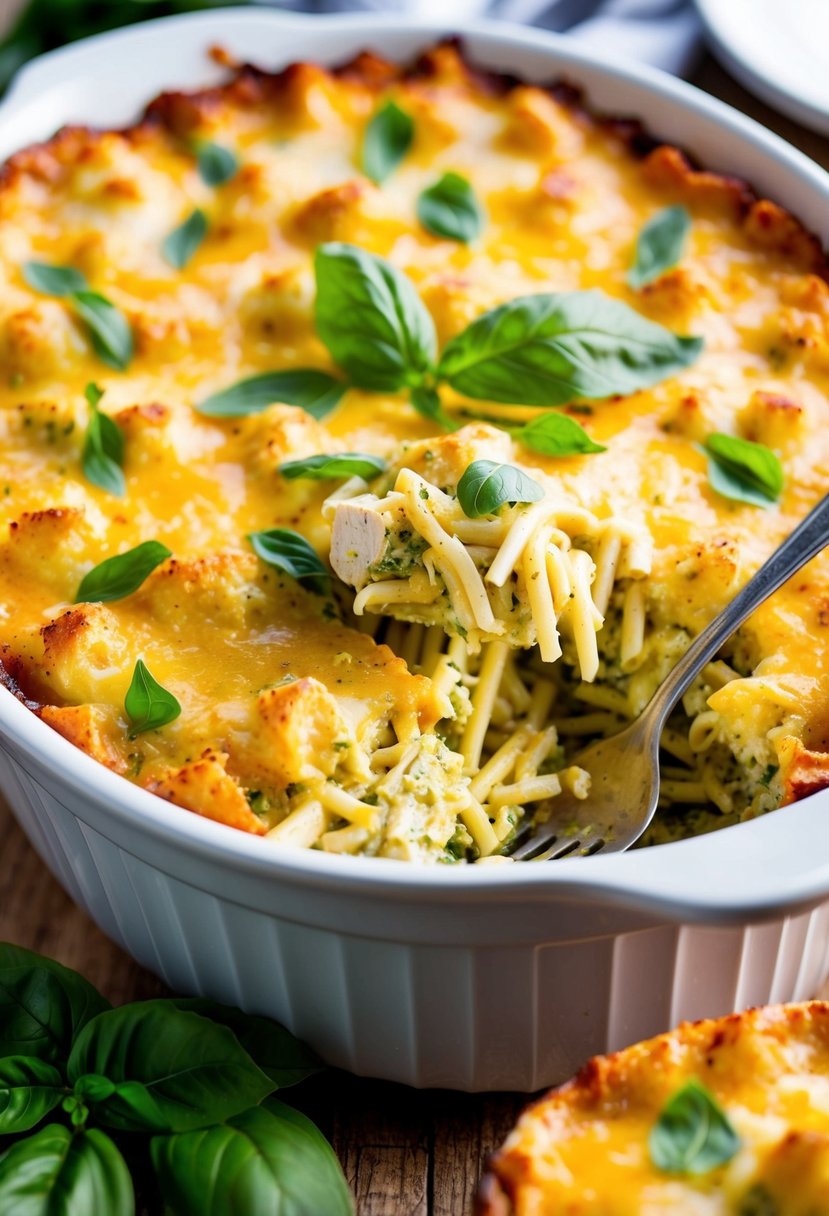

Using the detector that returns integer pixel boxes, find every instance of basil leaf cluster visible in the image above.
[23,261,134,370]
[307,243,702,431]
[0,942,349,1216]
[649,1078,741,1175]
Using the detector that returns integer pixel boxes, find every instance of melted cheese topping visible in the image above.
[481,1003,829,1216]
[0,43,828,853]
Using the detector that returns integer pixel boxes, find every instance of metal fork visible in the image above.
[509,494,829,861]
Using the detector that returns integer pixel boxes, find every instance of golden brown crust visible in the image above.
[479,1003,829,1214]
[2,41,824,281]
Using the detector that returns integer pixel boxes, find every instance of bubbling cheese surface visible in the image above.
[1,43,828,857]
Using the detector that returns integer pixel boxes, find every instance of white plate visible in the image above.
[696,0,829,136]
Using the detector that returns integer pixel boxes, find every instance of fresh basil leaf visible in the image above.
[196,140,239,187]
[628,205,691,289]
[649,1079,741,1175]
[84,382,104,409]
[514,412,606,457]
[151,1098,353,1216]
[457,460,544,518]
[0,942,110,1064]
[197,370,346,419]
[170,998,324,1088]
[315,243,436,391]
[279,453,385,481]
[417,172,483,243]
[67,1001,272,1133]
[23,261,88,297]
[75,540,171,603]
[72,291,134,371]
[124,660,181,738]
[437,290,702,406]
[703,433,784,508]
[361,100,413,185]
[248,529,329,597]
[0,1056,64,1133]
[410,385,458,432]
[82,388,125,498]
[0,1125,134,1216]
[163,208,208,270]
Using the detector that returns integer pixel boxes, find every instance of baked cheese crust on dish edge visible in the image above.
[478,1002,829,1216]
[0,41,828,863]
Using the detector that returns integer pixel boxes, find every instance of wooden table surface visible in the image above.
[0,9,828,1213]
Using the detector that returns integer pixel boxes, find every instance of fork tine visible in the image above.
[508,832,606,862]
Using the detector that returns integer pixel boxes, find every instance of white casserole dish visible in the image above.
[2,7,829,1093]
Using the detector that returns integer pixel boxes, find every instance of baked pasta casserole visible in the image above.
[0,42,828,862]
[478,1002,829,1215]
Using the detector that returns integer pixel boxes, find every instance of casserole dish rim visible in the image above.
[1,6,829,921]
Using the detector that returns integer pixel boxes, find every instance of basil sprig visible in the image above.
[417,172,483,243]
[311,244,701,420]
[196,140,239,187]
[279,453,386,481]
[76,540,171,603]
[248,528,329,596]
[23,261,133,370]
[703,433,784,508]
[629,205,691,289]
[361,100,413,185]
[0,943,351,1216]
[163,207,208,269]
[436,290,702,406]
[124,659,180,736]
[457,460,544,518]
[649,1079,741,1175]
[410,385,459,432]
[315,243,436,391]
[197,370,347,419]
[512,412,606,457]
[81,383,126,497]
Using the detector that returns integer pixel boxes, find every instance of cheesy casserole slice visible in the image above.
[0,42,828,862]
[478,1003,829,1216]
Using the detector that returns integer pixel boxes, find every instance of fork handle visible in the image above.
[646,494,829,730]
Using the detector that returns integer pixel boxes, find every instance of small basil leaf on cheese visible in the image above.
[315,243,436,391]
[410,386,459,432]
[196,141,239,187]
[361,100,414,185]
[416,173,483,243]
[23,261,88,297]
[82,384,125,497]
[75,540,171,603]
[514,412,606,457]
[437,290,702,406]
[628,205,692,289]
[163,208,208,270]
[197,370,347,420]
[72,291,134,371]
[457,460,544,518]
[649,1079,741,1175]
[279,453,386,481]
[248,529,329,596]
[703,433,784,508]
[125,659,181,737]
